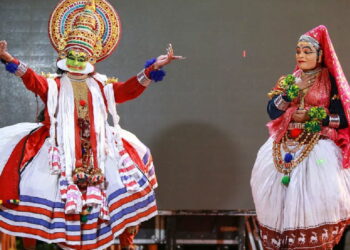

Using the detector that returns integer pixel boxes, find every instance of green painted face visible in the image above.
[66,50,88,71]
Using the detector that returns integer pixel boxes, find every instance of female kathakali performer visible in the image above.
[251,25,350,249]
[0,0,184,249]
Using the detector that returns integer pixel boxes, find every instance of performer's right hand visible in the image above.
[292,109,310,122]
[0,40,14,62]
[0,40,8,57]
[153,43,185,69]
[296,74,317,90]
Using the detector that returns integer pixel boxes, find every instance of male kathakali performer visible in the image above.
[0,0,184,249]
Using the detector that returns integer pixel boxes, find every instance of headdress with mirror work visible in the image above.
[49,0,121,71]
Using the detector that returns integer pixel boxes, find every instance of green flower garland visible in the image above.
[305,107,327,133]
[280,74,300,100]
[308,106,327,120]
[304,120,321,133]
[285,74,296,85]
[287,84,300,100]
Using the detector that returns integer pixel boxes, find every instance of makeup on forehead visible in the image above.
[67,51,88,61]
[68,50,88,57]
[298,35,320,50]
[296,42,316,51]
[296,45,314,50]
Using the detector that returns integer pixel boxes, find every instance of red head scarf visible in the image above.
[298,25,350,168]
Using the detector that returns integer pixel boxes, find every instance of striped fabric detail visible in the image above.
[59,176,68,200]
[0,176,157,250]
[142,150,158,189]
[117,150,142,191]
[85,186,103,206]
[48,146,61,175]
[65,184,83,214]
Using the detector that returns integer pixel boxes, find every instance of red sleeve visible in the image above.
[113,77,146,104]
[113,66,154,104]
[9,58,48,102]
[20,68,49,103]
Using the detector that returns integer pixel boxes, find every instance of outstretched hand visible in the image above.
[0,40,13,62]
[154,44,185,69]
[0,40,8,57]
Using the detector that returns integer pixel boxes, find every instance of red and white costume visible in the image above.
[251,25,350,249]
[0,62,158,250]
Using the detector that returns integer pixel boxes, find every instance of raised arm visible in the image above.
[113,65,155,104]
[113,44,185,104]
[0,40,48,102]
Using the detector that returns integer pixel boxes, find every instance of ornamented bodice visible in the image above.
[71,80,89,120]
[293,68,331,109]
[71,79,103,188]
[268,68,335,142]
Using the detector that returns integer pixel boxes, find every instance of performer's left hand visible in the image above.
[154,44,185,69]
[292,109,310,122]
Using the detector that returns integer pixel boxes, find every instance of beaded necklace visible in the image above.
[273,131,320,186]
[303,67,322,75]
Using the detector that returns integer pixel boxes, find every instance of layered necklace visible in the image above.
[273,131,320,186]
[273,67,321,186]
[303,67,322,75]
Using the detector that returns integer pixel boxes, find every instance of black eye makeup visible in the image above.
[296,47,316,55]
[304,50,316,55]
[78,57,86,62]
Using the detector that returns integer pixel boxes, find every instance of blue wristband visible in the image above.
[144,58,156,68]
[144,58,166,82]
[5,62,18,73]
[150,70,166,82]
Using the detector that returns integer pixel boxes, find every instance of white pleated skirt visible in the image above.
[0,123,157,250]
[251,137,350,249]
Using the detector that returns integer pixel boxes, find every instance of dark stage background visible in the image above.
[1,0,350,210]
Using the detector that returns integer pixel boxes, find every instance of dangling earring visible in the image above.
[89,57,96,65]
[59,50,67,59]
[317,50,323,64]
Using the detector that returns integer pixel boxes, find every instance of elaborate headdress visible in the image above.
[296,25,350,168]
[49,0,121,73]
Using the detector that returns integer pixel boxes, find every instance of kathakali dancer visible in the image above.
[251,25,350,249]
[0,0,183,249]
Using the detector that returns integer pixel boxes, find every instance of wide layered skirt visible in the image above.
[0,123,157,250]
[251,137,350,249]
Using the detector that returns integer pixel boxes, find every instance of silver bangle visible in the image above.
[15,61,28,77]
[329,114,340,128]
[274,95,290,111]
[288,122,305,130]
[137,69,152,87]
